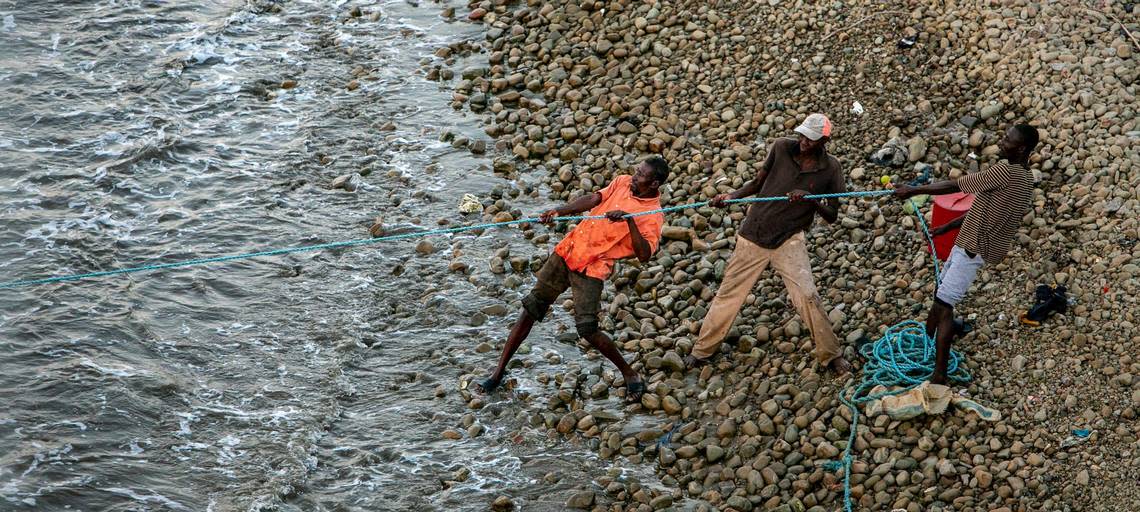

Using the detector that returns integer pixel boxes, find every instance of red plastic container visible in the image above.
[930,192,975,261]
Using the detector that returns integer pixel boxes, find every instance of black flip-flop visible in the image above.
[626,380,646,402]
[953,319,974,336]
[474,377,500,393]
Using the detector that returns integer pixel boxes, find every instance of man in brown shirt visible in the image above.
[895,124,1039,384]
[686,114,853,374]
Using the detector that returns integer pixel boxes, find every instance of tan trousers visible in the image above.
[692,232,841,365]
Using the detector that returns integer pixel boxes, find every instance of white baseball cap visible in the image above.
[794,113,833,141]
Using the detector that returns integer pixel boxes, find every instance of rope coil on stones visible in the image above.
[824,199,966,512]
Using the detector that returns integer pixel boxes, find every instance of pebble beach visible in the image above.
[429,1,1140,511]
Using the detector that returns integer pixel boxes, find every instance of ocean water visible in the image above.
[0,1,650,510]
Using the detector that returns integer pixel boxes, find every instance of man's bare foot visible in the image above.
[474,376,501,393]
[827,356,853,375]
[683,354,707,370]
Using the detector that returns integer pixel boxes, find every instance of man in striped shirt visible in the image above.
[894,124,1039,384]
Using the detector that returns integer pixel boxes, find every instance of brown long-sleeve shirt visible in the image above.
[738,138,846,249]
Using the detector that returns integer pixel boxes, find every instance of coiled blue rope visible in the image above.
[0,190,892,290]
[822,198,969,512]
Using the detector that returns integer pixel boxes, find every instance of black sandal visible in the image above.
[474,377,501,393]
[625,380,646,402]
[952,318,974,336]
[683,354,708,370]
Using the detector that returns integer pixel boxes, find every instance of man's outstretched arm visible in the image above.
[710,168,770,207]
[538,192,603,223]
[894,179,961,199]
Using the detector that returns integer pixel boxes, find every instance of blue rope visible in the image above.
[0,190,892,290]
[911,198,941,282]
[824,198,968,512]
[2,181,957,511]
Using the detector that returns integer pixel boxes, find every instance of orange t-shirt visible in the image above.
[553,174,664,280]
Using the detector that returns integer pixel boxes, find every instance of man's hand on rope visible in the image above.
[709,193,732,207]
[538,210,559,224]
[787,189,812,203]
[893,184,919,199]
[604,210,629,222]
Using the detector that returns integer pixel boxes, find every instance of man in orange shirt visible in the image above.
[475,157,669,401]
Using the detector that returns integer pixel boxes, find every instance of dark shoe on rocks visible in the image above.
[625,379,646,402]
[1021,285,1068,326]
[474,377,500,393]
[952,318,974,336]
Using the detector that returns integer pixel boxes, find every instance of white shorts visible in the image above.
[935,245,984,306]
